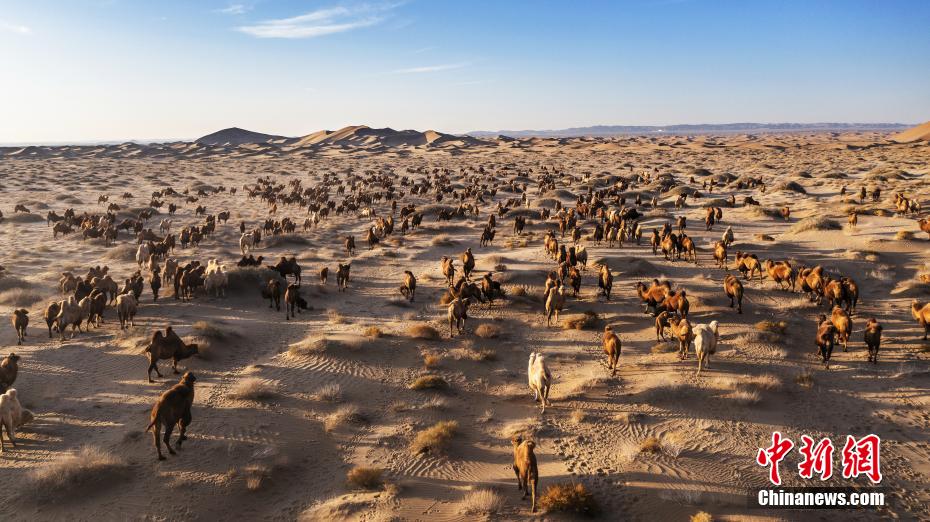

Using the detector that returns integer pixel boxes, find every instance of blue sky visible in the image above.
[2,1,928,143]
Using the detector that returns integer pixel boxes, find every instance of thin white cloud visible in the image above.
[218,4,250,15]
[0,20,31,35]
[393,62,469,74]
[236,4,398,39]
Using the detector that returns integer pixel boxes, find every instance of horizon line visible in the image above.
[0,121,919,147]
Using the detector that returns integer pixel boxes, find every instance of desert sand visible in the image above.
[0,126,929,521]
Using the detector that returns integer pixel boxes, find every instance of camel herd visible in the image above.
[1,162,928,514]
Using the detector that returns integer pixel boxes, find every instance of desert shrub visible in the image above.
[569,409,587,424]
[314,383,343,402]
[409,374,448,391]
[408,324,440,340]
[324,404,365,431]
[262,234,312,248]
[474,323,501,339]
[788,216,841,234]
[539,483,599,516]
[739,373,782,391]
[8,212,47,224]
[690,511,713,522]
[103,243,138,262]
[795,371,814,388]
[27,446,127,500]
[346,467,383,490]
[430,234,456,247]
[364,326,384,338]
[0,287,45,308]
[288,336,332,356]
[728,389,761,406]
[660,432,686,458]
[229,378,277,400]
[419,396,448,410]
[410,420,458,454]
[226,266,278,294]
[459,489,504,515]
[776,180,806,194]
[896,230,915,240]
[651,342,677,354]
[755,320,787,336]
[746,206,782,220]
[640,437,662,454]
[192,320,229,340]
[450,343,496,361]
[422,352,441,368]
[563,311,600,330]
[327,309,347,324]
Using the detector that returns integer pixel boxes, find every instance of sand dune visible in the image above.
[0,129,929,521]
[892,121,930,143]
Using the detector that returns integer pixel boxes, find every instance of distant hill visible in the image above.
[195,127,289,146]
[291,125,486,149]
[891,121,930,143]
[468,122,912,138]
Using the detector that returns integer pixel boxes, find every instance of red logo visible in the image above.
[797,435,834,480]
[758,433,882,485]
[757,431,794,485]
[841,434,882,484]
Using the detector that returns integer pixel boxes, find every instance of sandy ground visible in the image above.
[0,131,929,521]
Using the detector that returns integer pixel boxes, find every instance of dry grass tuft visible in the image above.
[474,323,501,339]
[569,409,587,424]
[422,352,442,368]
[419,396,449,410]
[896,230,915,241]
[660,432,687,458]
[364,326,384,338]
[539,482,599,516]
[728,389,761,406]
[327,309,348,324]
[408,323,440,340]
[614,412,642,424]
[563,310,600,330]
[450,342,496,361]
[289,336,333,356]
[651,342,678,354]
[324,404,365,432]
[314,383,343,402]
[739,373,782,391]
[229,378,277,401]
[0,287,45,308]
[192,320,230,340]
[755,320,787,335]
[28,446,127,499]
[431,234,457,247]
[690,511,714,522]
[103,243,137,261]
[502,418,540,439]
[409,374,448,391]
[788,216,841,234]
[410,420,458,454]
[776,180,806,194]
[640,436,662,454]
[795,371,814,388]
[459,489,505,515]
[346,467,383,490]
[562,374,609,399]
[243,464,271,491]
[506,284,528,297]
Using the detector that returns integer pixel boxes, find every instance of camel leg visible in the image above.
[152,423,165,460]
